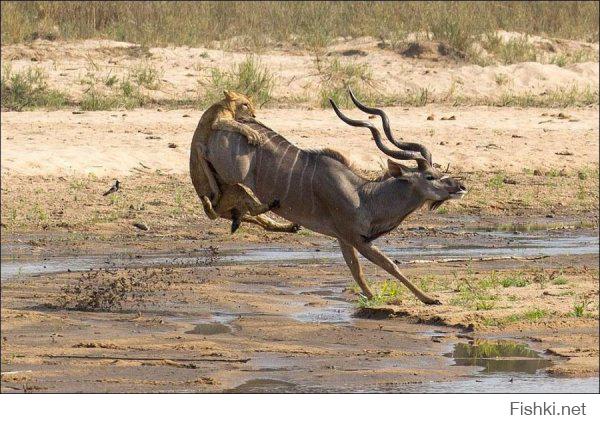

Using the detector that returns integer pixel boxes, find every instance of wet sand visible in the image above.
[1,227,598,393]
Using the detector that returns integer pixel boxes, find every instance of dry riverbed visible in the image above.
[1,103,598,392]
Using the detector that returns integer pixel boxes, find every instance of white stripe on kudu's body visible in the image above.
[283,150,300,203]
[205,92,466,305]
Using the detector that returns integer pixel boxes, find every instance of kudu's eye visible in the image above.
[425,175,436,181]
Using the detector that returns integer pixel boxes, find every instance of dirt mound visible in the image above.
[1,35,597,106]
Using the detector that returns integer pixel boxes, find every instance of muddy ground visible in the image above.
[1,216,598,393]
[1,38,599,393]
[2,111,598,391]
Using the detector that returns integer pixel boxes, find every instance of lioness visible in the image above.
[190,90,297,233]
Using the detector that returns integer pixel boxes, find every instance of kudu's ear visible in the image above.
[387,159,411,178]
[223,90,234,100]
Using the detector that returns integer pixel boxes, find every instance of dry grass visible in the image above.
[2,2,598,48]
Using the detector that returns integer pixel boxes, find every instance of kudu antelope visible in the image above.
[204,90,467,305]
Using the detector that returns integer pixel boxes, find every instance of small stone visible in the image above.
[168,143,177,148]
[427,114,435,120]
[133,222,149,231]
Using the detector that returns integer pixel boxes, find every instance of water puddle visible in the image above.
[1,234,597,281]
[225,378,298,393]
[407,376,599,393]
[445,340,552,374]
[292,305,353,324]
[185,323,231,335]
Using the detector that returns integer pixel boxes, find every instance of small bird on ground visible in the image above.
[103,180,120,196]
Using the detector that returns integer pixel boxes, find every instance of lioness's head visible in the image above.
[223,90,257,119]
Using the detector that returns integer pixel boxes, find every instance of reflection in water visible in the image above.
[185,323,231,335]
[225,379,297,393]
[446,340,552,374]
[292,305,353,324]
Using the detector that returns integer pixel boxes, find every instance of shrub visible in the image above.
[1,64,68,110]
[200,56,275,107]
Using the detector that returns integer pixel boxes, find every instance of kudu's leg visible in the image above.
[353,242,441,305]
[339,240,374,299]
[242,215,300,233]
[230,209,242,234]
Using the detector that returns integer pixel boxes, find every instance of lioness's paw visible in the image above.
[247,130,266,145]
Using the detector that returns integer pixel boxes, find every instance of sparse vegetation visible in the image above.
[450,269,499,311]
[77,64,151,111]
[488,173,505,190]
[572,295,593,317]
[128,62,163,90]
[79,81,146,111]
[1,64,68,110]
[521,308,548,321]
[199,56,275,107]
[317,58,382,108]
[491,36,538,64]
[494,86,599,108]
[498,275,529,288]
[551,54,569,67]
[494,73,510,86]
[551,49,599,67]
[483,308,550,327]
[356,280,404,308]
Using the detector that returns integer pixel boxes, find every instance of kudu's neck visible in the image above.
[359,177,426,240]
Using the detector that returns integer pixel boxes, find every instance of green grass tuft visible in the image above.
[357,280,404,308]
[498,276,529,288]
[128,62,163,90]
[200,56,275,107]
[1,64,68,110]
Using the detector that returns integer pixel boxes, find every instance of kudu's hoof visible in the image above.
[424,298,442,305]
[230,219,241,234]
